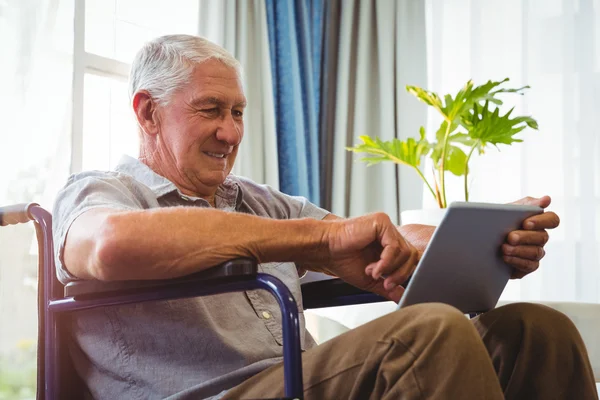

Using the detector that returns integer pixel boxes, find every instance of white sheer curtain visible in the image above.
[0,0,73,395]
[426,0,600,303]
[198,0,279,188]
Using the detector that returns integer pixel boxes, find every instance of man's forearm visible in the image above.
[66,207,331,281]
[397,224,436,257]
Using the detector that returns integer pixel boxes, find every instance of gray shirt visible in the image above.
[52,156,330,399]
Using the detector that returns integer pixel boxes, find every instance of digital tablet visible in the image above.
[397,201,543,313]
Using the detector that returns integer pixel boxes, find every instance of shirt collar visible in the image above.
[114,155,243,209]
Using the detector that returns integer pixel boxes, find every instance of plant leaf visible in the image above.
[435,120,460,142]
[347,132,432,169]
[461,102,538,148]
[409,78,531,126]
[406,86,445,117]
[449,133,477,146]
[430,144,468,176]
[444,145,468,176]
[358,156,390,166]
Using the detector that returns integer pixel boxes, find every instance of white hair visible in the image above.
[128,34,242,105]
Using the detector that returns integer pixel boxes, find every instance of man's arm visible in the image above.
[64,207,328,281]
[64,206,417,302]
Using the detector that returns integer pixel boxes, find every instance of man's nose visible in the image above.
[215,113,242,146]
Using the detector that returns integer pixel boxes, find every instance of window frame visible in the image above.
[70,0,201,175]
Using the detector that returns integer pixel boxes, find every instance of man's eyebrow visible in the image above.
[191,97,247,108]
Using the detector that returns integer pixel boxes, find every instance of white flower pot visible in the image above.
[400,208,447,227]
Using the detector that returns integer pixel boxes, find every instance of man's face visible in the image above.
[155,59,246,196]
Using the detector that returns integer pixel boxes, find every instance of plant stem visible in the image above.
[438,120,453,208]
[432,165,444,208]
[463,141,479,202]
[414,167,437,203]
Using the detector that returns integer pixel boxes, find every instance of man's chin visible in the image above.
[201,171,231,186]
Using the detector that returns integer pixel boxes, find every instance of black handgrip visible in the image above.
[0,203,38,226]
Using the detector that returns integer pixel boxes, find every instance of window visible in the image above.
[74,0,199,172]
[0,1,202,397]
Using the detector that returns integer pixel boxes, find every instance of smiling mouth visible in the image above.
[204,151,227,159]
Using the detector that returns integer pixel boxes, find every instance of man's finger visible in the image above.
[371,244,406,279]
[510,269,528,279]
[375,283,405,303]
[522,212,560,230]
[387,285,405,303]
[372,228,413,277]
[507,230,549,246]
[503,255,540,273]
[502,244,545,261]
[512,195,551,208]
[382,253,418,290]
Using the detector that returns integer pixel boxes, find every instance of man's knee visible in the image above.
[485,302,580,341]
[474,302,597,396]
[387,303,477,345]
[476,302,586,364]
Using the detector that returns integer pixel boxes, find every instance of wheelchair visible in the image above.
[0,203,388,400]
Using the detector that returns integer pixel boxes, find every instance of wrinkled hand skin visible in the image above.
[503,195,560,279]
[323,213,419,303]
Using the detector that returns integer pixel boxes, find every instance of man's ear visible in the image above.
[132,90,160,136]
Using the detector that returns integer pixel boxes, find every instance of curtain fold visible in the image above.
[198,0,279,188]
[265,0,323,204]
[327,0,428,221]
[318,0,341,211]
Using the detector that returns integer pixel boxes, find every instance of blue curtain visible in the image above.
[265,0,324,205]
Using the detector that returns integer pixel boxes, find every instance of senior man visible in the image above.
[53,34,597,400]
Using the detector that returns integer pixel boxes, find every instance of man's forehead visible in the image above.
[192,60,241,82]
[186,62,245,105]
[190,95,247,108]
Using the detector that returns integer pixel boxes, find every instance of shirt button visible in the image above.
[261,311,271,320]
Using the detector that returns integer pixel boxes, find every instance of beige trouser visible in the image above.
[224,302,598,400]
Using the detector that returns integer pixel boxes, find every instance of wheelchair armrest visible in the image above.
[301,278,389,309]
[64,258,257,298]
[0,202,39,226]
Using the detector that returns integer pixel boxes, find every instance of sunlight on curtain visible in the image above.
[0,0,74,397]
[425,0,600,303]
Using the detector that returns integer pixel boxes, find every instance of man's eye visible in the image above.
[233,110,244,118]
[201,108,219,115]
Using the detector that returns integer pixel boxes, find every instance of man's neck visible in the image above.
[139,151,217,207]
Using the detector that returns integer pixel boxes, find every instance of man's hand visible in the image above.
[503,195,560,279]
[321,213,419,302]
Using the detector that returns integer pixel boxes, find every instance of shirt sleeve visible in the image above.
[271,189,330,220]
[235,176,330,221]
[52,171,145,284]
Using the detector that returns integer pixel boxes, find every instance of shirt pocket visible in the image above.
[245,262,309,349]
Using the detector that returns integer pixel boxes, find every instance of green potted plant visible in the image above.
[348,78,538,223]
